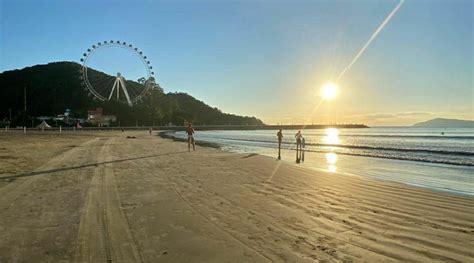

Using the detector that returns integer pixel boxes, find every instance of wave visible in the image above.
[198,136,474,156]
[220,142,474,167]
[300,149,474,167]
[333,134,474,140]
[166,132,474,167]
[306,143,474,157]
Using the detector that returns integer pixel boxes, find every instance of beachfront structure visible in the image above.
[36,120,52,130]
[87,107,116,127]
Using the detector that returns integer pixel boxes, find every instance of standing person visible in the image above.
[277,129,283,160]
[186,124,195,151]
[149,128,152,136]
[295,130,302,163]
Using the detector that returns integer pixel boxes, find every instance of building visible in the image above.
[87,107,116,127]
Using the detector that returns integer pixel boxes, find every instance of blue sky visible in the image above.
[1,0,472,125]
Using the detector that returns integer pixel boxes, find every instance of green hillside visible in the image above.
[0,62,264,127]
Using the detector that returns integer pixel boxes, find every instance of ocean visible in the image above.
[169,127,474,196]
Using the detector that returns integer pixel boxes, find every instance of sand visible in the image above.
[0,130,473,262]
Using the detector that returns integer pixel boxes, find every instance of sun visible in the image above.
[321,82,339,100]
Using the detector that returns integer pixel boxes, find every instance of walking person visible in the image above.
[277,129,283,160]
[186,124,195,151]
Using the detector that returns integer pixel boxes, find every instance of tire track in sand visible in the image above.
[0,137,100,210]
[74,137,141,263]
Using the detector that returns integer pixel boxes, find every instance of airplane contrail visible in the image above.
[337,0,405,80]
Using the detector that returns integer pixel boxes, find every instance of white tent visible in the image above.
[36,120,52,130]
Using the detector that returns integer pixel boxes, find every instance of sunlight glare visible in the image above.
[321,82,338,100]
[325,152,338,173]
[323,128,340,145]
[326,152,338,165]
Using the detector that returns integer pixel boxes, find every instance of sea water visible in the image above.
[170,127,474,196]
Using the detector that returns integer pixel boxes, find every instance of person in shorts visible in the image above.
[295,130,302,162]
[186,124,195,151]
[277,129,283,159]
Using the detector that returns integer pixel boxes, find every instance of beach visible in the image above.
[0,131,473,262]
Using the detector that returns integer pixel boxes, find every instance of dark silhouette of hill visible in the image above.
[0,62,264,126]
[167,93,262,126]
[413,118,474,127]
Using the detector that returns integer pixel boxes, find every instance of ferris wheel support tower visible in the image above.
[109,73,132,106]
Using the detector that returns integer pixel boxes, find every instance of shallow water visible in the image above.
[170,127,474,196]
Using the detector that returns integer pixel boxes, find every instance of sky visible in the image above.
[0,0,472,126]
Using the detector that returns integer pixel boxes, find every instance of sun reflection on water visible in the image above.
[323,128,340,145]
[325,152,338,173]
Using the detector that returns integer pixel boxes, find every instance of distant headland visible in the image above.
[413,118,474,127]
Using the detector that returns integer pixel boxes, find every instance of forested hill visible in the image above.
[0,62,264,126]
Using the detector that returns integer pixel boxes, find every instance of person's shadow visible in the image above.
[295,146,305,163]
[0,151,188,182]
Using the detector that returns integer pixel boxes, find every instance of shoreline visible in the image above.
[162,130,474,197]
[158,131,222,149]
[162,130,474,167]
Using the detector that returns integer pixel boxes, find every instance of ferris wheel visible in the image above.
[80,40,159,106]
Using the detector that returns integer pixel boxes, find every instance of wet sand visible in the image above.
[0,131,473,262]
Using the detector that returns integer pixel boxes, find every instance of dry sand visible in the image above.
[0,131,473,262]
